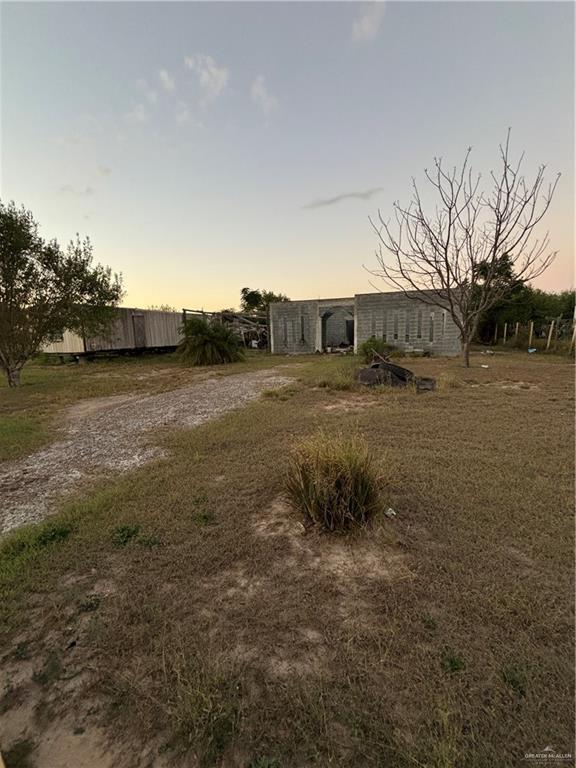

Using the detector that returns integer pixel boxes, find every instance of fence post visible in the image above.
[528,321,534,348]
[493,324,498,344]
[570,325,576,354]
[503,322,508,344]
[515,321,519,340]
[546,320,555,351]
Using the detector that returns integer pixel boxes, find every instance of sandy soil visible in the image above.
[0,370,292,535]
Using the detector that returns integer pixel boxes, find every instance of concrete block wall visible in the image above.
[270,300,319,353]
[270,291,461,357]
[355,292,461,356]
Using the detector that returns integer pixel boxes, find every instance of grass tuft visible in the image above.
[152,642,241,768]
[0,520,73,562]
[285,431,382,532]
[502,663,527,697]
[313,358,358,391]
[441,647,465,674]
[112,524,141,547]
[436,372,463,391]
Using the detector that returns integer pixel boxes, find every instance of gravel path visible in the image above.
[0,369,292,535]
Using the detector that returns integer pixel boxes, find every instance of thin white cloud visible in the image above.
[352,3,386,42]
[303,187,384,209]
[184,54,228,102]
[124,103,148,124]
[59,185,95,197]
[250,75,278,117]
[175,102,202,128]
[159,69,176,93]
[136,78,158,105]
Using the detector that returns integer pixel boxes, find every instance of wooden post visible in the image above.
[546,320,555,351]
[569,324,576,354]
[493,324,498,344]
[503,322,508,344]
[528,321,534,348]
[514,321,519,339]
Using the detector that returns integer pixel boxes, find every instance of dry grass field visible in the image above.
[0,350,574,768]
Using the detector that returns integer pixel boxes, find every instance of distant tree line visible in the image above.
[477,286,574,343]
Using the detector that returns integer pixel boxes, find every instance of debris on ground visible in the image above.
[480,364,489,369]
[384,507,397,518]
[355,357,436,392]
[528,347,537,354]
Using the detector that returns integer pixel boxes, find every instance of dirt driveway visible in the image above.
[0,369,292,535]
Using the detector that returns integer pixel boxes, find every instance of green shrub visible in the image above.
[178,317,244,366]
[358,336,399,364]
[285,431,382,532]
[112,524,140,547]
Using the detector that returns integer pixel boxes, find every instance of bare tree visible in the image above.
[368,131,560,366]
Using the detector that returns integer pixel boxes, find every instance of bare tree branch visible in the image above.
[366,132,559,365]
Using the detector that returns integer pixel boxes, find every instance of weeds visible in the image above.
[13,641,30,660]
[78,594,101,613]
[436,372,463,391]
[32,653,62,688]
[441,647,465,674]
[262,386,298,401]
[112,524,141,547]
[3,738,36,768]
[314,359,357,391]
[285,431,382,532]
[158,642,241,767]
[0,520,73,562]
[502,663,527,697]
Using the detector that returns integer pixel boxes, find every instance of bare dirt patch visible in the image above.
[467,379,539,391]
[0,370,292,535]
[322,396,379,412]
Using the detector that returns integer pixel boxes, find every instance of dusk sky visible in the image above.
[1,1,573,311]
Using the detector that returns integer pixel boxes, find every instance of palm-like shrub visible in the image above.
[178,317,245,366]
[285,432,382,532]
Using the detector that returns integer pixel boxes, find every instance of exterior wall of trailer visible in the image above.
[41,308,184,355]
[42,330,85,355]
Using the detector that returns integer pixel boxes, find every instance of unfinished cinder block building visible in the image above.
[269,290,461,356]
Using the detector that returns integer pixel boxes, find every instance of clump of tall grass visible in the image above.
[285,431,382,532]
[314,358,358,391]
[178,317,244,366]
[436,372,463,391]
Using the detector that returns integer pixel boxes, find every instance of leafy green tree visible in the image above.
[0,201,123,386]
[477,285,575,341]
[178,316,244,366]
[240,287,289,314]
